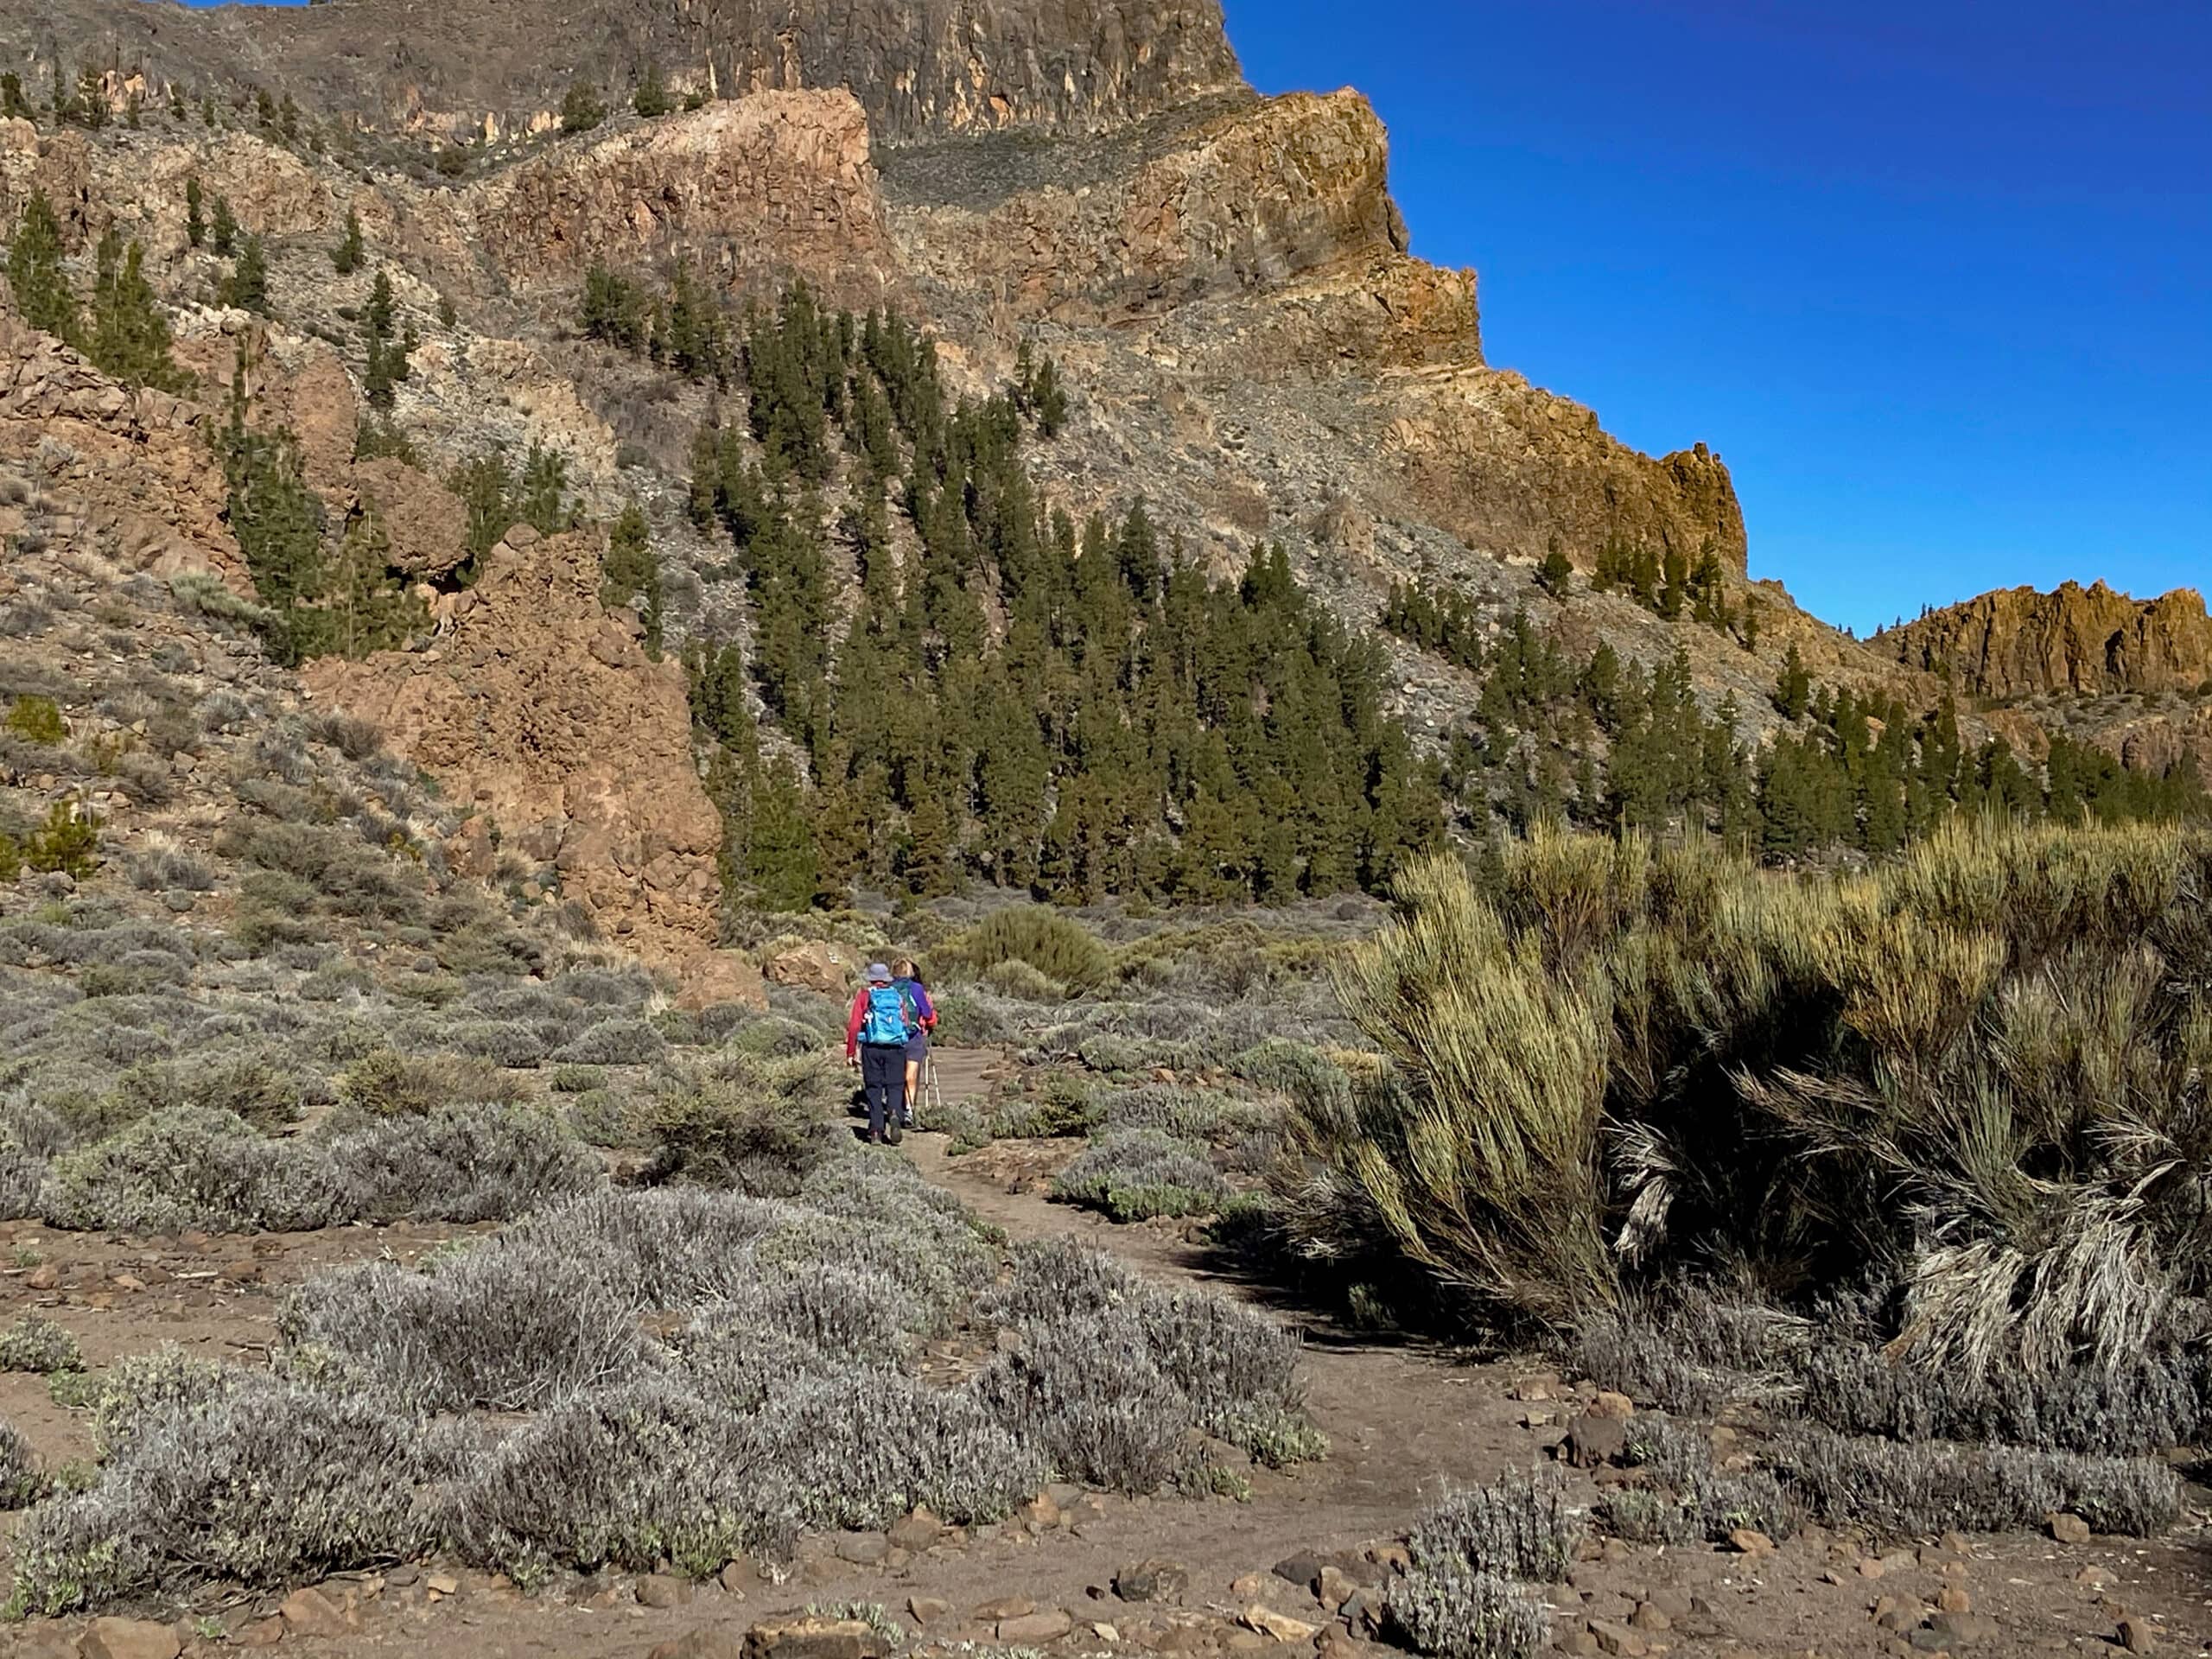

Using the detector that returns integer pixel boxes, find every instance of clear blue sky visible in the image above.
[185,1,2206,630]
[1219,1,2209,632]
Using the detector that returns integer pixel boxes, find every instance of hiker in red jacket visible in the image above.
[845,962,918,1145]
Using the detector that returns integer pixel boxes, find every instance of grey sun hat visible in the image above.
[867,963,893,982]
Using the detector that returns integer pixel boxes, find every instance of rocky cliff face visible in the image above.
[0,318,244,590]
[1883,582,2212,699]
[470,91,896,298]
[301,526,762,1009]
[0,0,1243,145]
[887,91,1442,327]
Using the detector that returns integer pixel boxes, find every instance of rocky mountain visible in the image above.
[1879,581,2212,701]
[0,0,2191,938]
[1879,582,2212,781]
[0,0,1243,143]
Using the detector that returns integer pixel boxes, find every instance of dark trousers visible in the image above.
[860,1044,906,1138]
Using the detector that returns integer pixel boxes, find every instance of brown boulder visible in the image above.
[77,1620,181,1659]
[766,940,863,997]
[350,457,471,581]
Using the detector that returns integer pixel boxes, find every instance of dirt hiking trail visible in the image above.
[3,1050,2206,1659]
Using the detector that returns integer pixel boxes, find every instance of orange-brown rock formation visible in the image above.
[0,318,246,589]
[302,525,763,1010]
[469,92,897,299]
[1883,582,2212,699]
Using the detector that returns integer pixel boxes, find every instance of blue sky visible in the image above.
[184,1,2205,629]
[1220,1,2209,631]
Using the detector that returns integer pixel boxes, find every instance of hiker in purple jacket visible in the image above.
[893,957,936,1130]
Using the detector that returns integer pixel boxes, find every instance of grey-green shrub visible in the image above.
[39,1108,340,1233]
[0,1417,46,1509]
[551,1018,669,1067]
[278,1243,651,1411]
[1773,1428,2181,1539]
[6,1376,432,1615]
[0,1314,82,1373]
[1052,1128,1228,1222]
[1386,1560,1549,1659]
[321,1104,601,1223]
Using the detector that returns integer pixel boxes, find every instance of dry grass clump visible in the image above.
[1290,821,2212,1389]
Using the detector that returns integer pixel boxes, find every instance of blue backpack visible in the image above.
[860,983,917,1046]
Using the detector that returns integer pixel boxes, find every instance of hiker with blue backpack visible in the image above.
[845,963,921,1144]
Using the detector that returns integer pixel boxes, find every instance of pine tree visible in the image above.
[209,194,238,257]
[1774,642,1811,721]
[72,67,108,130]
[632,61,672,118]
[220,234,270,315]
[88,231,188,391]
[361,269,398,407]
[1030,353,1068,437]
[1536,537,1574,598]
[184,177,206,249]
[6,191,79,345]
[561,80,607,134]
[0,73,31,123]
[602,501,664,658]
[330,207,364,274]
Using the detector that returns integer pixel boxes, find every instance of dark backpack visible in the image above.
[860,983,916,1046]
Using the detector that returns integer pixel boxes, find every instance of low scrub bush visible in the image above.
[279,1243,650,1410]
[727,1015,821,1060]
[1568,1299,1811,1419]
[5,1376,432,1615]
[1798,1340,2212,1456]
[443,1373,797,1577]
[440,1019,552,1068]
[39,1108,339,1233]
[644,1062,839,1193]
[1773,1428,2181,1539]
[1407,1469,1581,1583]
[1610,1414,1801,1544]
[0,1314,83,1373]
[321,1104,601,1223]
[1384,1563,1549,1659]
[550,1018,669,1067]
[1052,1128,1228,1222]
[0,1417,43,1508]
[973,1238,1321,1487]
[1385,1472,1567,1659]
[987,1076,1102,1141]
[341,1046,527,1116]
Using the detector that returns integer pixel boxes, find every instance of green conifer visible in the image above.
[5,191,79,345]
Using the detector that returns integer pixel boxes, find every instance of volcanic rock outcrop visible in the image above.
[0,318,245,589]
[1883,582,2212,699]
[302,526,763,1010]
